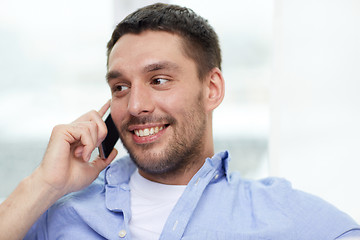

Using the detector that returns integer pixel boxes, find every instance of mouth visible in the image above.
[133,125,169,137]
[129,124,170,143]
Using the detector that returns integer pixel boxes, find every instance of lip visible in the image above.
[129,123,169,144]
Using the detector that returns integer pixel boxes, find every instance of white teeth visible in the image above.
[143,128,149,136]
[134,126,165,137]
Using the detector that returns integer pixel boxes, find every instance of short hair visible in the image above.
[106,3,221,80]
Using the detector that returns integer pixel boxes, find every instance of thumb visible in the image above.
[91,148,118,173]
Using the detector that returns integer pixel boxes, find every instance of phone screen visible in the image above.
[98,113,119,159]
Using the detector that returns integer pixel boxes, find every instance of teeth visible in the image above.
[134,126,165,137]
[143,128,149,136]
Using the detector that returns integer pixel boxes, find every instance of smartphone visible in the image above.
[98,113,119,159]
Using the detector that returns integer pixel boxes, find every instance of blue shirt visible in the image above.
[25,151,360,239]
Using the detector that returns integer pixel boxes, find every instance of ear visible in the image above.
[204,67,225,112]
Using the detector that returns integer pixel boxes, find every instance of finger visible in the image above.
[91,148,118,173]
[90,114,108,147]
[74,145,84,158]
[71,100,111,148]
[80,129,98,162]
[77,114,107,148]
[74,99,110,123]
[73,117,106,149]
[95,100,111,146]
[73,121,99,149]
[74,110,101,123]
[98,99,111,118]
[65,124,96,162]
[85,121,99,149]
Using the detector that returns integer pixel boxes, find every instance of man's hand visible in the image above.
[34,100,117,196]
[0,101,118,240]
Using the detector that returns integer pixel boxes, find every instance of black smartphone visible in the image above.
[98,113,119,159]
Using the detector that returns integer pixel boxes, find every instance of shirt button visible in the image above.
[214,174,219,180]
[118,229,127,238]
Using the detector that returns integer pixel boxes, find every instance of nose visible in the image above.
[127,83,155,116]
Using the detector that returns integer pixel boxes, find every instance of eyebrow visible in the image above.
[143,61,180,73]
[106,70,122,82]
[106,61,180,83]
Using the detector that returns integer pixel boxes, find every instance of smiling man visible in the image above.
[107,30,218,185]
[0,3,359,240]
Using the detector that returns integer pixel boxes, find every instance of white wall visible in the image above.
[0,0,272,197]
[271,0,360,222]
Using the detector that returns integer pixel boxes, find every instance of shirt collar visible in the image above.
[104,155,137,186]
[103,150,231,186]
[207,150,230,176]
[198,150,231,184]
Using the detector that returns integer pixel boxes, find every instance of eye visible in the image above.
[113,84,129,92]
[151,78,169,85]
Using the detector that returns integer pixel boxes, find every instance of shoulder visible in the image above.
[226,174,360,238]
[230,174,353,220]
[226,173,293,204]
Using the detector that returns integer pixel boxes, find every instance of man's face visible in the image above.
[107,30,209,176]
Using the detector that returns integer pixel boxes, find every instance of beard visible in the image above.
[118,94,207,176]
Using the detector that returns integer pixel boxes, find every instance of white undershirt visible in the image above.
[128,170,186,240]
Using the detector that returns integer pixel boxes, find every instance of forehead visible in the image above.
[108,30,194,73]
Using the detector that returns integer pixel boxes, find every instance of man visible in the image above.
[0,3,359,240]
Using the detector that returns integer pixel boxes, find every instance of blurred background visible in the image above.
[0,0,359,222]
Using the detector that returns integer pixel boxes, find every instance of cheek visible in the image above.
[161,88,201,109]
[110,100,127,125]
[153,92,186,115]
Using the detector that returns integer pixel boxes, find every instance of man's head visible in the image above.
[106,3,225,184]
[106,3,221,81]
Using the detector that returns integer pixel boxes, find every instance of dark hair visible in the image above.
[106,3,221,80]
